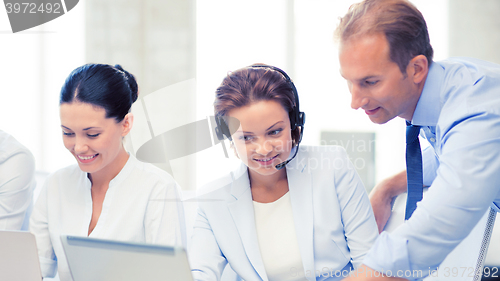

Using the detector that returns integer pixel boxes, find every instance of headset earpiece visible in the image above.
[215,116,232,141]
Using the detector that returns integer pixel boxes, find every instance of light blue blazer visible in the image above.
[189,145,378,281]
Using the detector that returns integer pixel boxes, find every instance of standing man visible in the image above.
[0,130,36,230]
[336,0,500,279]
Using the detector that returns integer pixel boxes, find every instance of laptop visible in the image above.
[0,230,42,281]
[61,235,194,281]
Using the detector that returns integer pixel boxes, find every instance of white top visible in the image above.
[0,130,36,230]
[29,154,186,281]
[253,192,307,281]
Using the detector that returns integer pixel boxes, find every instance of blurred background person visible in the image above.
[0,130,36,230]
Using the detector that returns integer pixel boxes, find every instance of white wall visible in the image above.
[0,1,85,173]
[0,0,448,189]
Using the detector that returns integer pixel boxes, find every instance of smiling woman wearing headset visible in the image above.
[189,64,378,281]
[29,63,185,281]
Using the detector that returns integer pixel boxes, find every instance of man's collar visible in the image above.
[411,61,444,127]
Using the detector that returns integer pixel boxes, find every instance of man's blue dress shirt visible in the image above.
[363,57,500,280]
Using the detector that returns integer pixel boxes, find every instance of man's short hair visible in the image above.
[335,0,434,74]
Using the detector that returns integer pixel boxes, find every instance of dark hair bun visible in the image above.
[60,63,139,122]
[114,64,139,103]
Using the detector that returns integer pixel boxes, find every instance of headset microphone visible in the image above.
[275,145,299,170]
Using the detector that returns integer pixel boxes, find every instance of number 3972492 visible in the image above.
[5,2,62,14]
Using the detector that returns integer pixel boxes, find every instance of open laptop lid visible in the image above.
[0,231,42,281]
[61,235,193,281]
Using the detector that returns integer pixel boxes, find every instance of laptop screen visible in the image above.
[61,235,193,281]
[0,231,42,281]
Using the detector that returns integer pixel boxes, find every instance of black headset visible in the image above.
[215,64,305,145]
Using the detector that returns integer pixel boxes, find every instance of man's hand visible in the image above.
[369,171,407,233]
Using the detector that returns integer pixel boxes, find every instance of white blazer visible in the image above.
[189,145,378,281]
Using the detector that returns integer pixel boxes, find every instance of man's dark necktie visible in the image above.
[405,121,423,220]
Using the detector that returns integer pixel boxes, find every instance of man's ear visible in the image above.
[409,54,429,84]
[121,113,134,137]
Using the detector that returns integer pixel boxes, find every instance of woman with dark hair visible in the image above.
[189,64,378,281]
[30,64,185,281]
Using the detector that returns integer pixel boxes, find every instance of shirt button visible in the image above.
[430,137,436,142]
